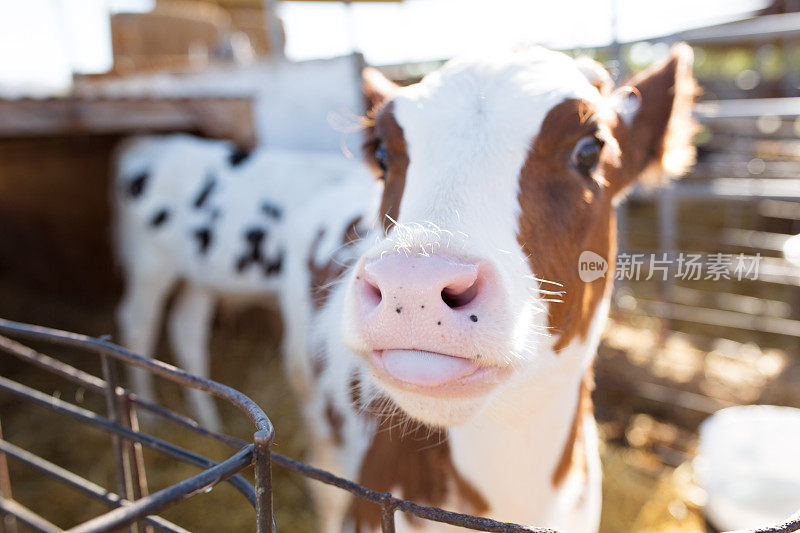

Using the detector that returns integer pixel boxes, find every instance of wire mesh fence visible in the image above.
[0,317,798,533]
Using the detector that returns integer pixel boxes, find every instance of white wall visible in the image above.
[77,54,365,155]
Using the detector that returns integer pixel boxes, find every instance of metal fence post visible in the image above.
[122,394,152,533]
[254,429,275,533]
[101,355,138,533]
[0,418,18,533]
[380,493,396,533]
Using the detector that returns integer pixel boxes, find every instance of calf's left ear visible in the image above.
[363,67,398,114]
[609,43,698,196]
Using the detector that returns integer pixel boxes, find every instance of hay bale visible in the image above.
[600,443,705,533]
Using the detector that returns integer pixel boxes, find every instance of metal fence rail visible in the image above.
[0,317,798,533]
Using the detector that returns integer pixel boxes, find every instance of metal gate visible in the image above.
[1,318,798,533]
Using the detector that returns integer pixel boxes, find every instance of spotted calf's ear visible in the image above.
[609,43,699,196]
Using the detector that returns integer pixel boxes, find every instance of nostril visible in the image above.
[360,256,482,312]
[359,276,382,307]
[441,279,479,309]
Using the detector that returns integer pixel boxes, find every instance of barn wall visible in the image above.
[0,135,124,302]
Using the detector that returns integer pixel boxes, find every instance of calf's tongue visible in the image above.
[378,349,479,386]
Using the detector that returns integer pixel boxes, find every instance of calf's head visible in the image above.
[342,45,696,426]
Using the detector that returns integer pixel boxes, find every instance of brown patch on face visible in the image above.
[324,398,345,445]
[364,102,410,232]
[362,68,410,232]
[517,99,616,351]
[349,401,488,531]
[552,369,595,487]
[519,48,696,349]
[307,216,364,309]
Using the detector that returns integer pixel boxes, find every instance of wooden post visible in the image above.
[263,0,285,59]
[657,181,677,340]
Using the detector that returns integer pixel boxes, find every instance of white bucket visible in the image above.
[784,234,800,269]
[696,405,800,531]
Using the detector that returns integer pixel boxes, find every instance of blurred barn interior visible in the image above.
[1,1,799,531]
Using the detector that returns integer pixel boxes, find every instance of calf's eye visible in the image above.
[571,136,604,176]
[375,142,389,174]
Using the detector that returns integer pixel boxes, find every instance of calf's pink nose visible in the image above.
[351,253,495,359]
[349,253,503,385]
[359,254,481,313]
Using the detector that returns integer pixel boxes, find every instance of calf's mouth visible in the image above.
[367,349,509,398]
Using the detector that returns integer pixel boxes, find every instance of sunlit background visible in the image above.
[1,1,800,532]
[0,0,773,95]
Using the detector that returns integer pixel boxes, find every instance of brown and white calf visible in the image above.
[280,45,696,532]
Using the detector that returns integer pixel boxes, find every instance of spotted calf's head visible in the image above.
[342,45,697,427]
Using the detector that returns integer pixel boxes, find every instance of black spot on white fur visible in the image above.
[235,227,282,275]
[263,250,283,276]
[246,227,265,247]
[236,227,266,272]
[228,147,253,167]
[127,172,149,198]
[149,209,170,227]
[260,201,283,219]
[194,227,212,254]
[193,177,216,208]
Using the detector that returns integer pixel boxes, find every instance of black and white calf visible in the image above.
[113,134,371,428]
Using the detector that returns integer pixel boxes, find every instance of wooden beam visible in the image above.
[630,178,800,200]
[695,97,800,119]
[0,97,256,148]
[632,300,800,337]
[210,0,401,5]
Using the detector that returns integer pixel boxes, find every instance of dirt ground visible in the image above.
[5,275,788,532]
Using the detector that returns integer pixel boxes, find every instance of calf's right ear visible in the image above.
[363,67,398,114]
[608,43,698,196]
